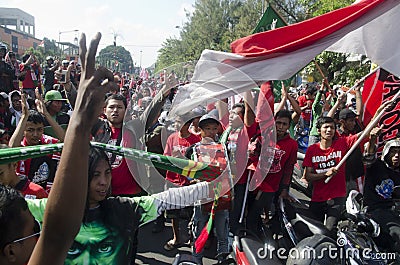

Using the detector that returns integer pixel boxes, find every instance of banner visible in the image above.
[170,0,400,116]
[362,68,400,152]
[0,142,222,181]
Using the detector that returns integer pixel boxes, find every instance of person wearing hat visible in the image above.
[43,56,60,93]
[185,113,231,264]
[363,126,400,252]
[43,90,70,128]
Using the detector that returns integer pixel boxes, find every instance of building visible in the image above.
[0,8,42,56]
[0,7,79,62]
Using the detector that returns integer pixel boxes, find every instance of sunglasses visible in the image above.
[12,219,41,243]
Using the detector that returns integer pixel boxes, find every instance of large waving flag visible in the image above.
[169,0,400,116]
[362,68,400,153]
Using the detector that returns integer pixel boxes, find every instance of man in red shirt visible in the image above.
[163,113,201,250]
[92,94,142,196]
[246,110,298,234]
[8,93,65,189]
[19,54,42,99]
[297,86,316,129]
[303,116,358,234]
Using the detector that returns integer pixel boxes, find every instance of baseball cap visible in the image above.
[339,108,357,120]
[198,114,221,128]
[44,90,67,102]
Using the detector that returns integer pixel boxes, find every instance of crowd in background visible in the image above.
[0,40,399,265]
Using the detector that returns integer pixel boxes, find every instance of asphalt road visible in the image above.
[136,219,219,265]
[135,187,310,265]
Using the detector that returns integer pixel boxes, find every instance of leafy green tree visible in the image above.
[156,0,262,72]
[156,0,370,86]
[97,45,133,73]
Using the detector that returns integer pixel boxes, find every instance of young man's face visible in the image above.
[104,99,126,127]
[48,100,63,114]
[319,122,336,140]
[11,95,22,111]
[229,107,244,128]
[341,117,356,132]
[24,121,44,146]
[200,122,219,141]
[275,117,290,139]
[388,147,400,168]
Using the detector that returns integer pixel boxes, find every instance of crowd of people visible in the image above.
[0,32,399,265]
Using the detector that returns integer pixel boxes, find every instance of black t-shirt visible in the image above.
[338,130,364,180]
[364,160,400,211]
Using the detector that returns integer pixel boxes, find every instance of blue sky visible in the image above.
[0,0,195,67]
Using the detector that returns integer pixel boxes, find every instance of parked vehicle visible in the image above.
[287,191,389,265]
[291,151,312,198]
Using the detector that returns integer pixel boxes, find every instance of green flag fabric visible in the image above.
[253,5,294,102]
[253,4,287,34]
[0,142,222,181]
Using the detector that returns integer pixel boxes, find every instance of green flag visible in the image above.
[253,4,287,34]
[253,5,294,102]
[0,143,222,181]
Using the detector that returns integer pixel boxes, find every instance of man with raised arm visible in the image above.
[0,32,114,265]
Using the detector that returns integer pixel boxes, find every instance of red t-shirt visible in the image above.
[164,132,201,186]
[17,135,60,178]
[20,179,48,199]
[255,134,298,192]
[225,122,259,185]
[109,127,142,196]
[303,134,358,202]
[19,64,36,89]
[298,95,314,122]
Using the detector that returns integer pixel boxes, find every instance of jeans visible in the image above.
[192,205,229,264]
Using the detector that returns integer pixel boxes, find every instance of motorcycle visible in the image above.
[291,151,313,198]
[287,190,389,265]
[231,190,391,265]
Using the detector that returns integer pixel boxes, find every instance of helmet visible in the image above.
[46,56,54,61]
[62,59,69,65]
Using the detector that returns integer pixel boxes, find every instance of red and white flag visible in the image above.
[38,40,45,48]
[170,0,400,116]
[362,68,400,153]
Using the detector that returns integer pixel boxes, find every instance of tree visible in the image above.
[97,45,133,73]
[156,0,262,73]
[156,0,370,86]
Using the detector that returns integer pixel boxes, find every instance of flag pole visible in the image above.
[313,60,332,91]
[343,67,381,96]
[325,88,400,183]
[239,171,251,224]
